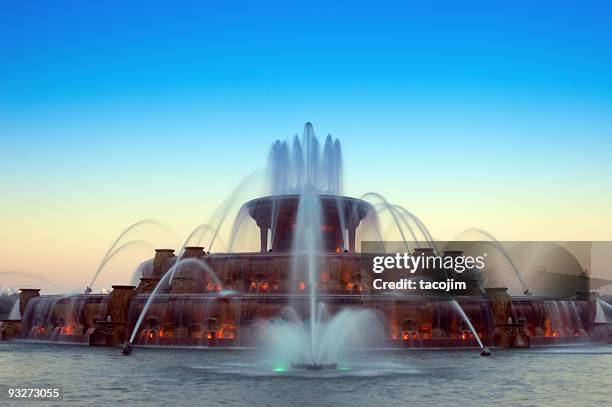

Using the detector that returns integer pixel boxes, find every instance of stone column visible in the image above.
[183,246,205,257]
[108,285,136,323]
[348,224,357,252]
[135,278,160,294]
[153,248,175,279]
[19,288,41,317]
[484,287,511,326]
[136,248,175,294]
[483,287,529,347]
[258,223,269,253]
[106,285,135,345]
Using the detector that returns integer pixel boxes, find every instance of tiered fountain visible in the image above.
[2,123,609,365]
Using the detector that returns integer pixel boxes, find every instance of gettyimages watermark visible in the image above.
[359,241,603,295]
[369,250,487,291]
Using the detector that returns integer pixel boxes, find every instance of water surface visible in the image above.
[1,342,610,406]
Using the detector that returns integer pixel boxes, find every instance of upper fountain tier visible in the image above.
[245,194,372,253]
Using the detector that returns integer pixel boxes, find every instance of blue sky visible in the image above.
[2,1,611,111]
[1,1,612,288]
[2,0,611,204]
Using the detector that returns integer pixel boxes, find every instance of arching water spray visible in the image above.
[90,240,155,289]
[450,300,484,349]
[455,228,529,294]
[206,170,265,252]
[361,193,411,253]
[188,224,227,252]
[8,298,20,319]
[0,271,57,290]
[127,258,223,347]
[393,205,439,253]
[373,203,420,245]
[89,220,177,289]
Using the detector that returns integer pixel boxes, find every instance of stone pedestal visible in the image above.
[19,288,41,316]
[183,246,205,258]
[95,285,135,346]
[136,278,160,294]
[484,287,511,326]
[484,287,529,347]
[153,249,175,279]
[108,285,135,322]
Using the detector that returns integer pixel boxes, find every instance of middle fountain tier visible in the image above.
[245,194,371,253]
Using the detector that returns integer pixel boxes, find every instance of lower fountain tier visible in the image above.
[13,294,599,348]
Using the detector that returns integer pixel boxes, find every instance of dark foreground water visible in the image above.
[1,342,611,407]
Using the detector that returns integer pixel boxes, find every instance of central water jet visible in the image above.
[290,128,325,366]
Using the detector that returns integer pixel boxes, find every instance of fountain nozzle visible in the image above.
[121,342,133,355]
[480,347,491,357]
[291,362,338,371]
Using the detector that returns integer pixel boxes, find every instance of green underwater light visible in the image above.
[338,367,350,371]
[273,367,287,372]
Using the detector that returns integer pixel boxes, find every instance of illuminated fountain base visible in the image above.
[2,195,607,349]
[7,290,598,349]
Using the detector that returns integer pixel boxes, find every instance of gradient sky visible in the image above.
[1,1,611,291]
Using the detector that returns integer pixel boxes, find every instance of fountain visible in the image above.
[3,123,609,359]
[8,299,20,320]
